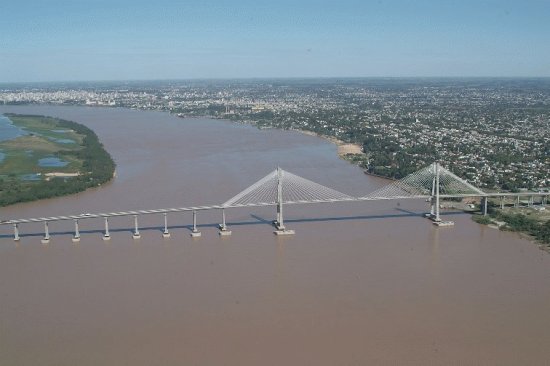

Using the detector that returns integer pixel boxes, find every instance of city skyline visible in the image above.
[1,0,549,82]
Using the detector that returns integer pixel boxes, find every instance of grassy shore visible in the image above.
[472,205,550,250]
[0,114,115,206]
[0,115,84,176]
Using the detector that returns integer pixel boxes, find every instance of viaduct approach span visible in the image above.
[2,163,548,243]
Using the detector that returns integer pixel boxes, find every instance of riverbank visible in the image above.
[178,113,368,166]
[473,206,550,250]
[291,129,363,157]
[284,123,550,247]
[291,120,550,246]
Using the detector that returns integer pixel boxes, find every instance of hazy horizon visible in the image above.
[1,1,549,83]
[2,75,550,86]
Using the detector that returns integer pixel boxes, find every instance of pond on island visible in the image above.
[37,156,69,167]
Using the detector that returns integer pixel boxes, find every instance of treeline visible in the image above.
[0,115,115,206]
[360,133,431,179]
[491,211,550,244]
[476,207,550,245]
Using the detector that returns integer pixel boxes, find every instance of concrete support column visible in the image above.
[13,223,20,242]
[482,197,488,216]
[275,167,286,230]
[515,196,520,208]
[103,217,111,241]
[500,196,505,209]
[529,196,534,207]
[191,210,201,237]
[434,163,441,222]
[162,213,170,238]
[273,167,294,235]
[430,176,436,217]
[72,219,80,242]
[219,208,232,236]
[132,215,141,239]
[41,221,50,244]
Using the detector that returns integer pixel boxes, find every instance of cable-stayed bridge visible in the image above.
[2,163,548,243]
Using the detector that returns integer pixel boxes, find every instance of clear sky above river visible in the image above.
[1,0,549,82]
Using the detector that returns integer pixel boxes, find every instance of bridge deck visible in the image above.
[1,192,547,225]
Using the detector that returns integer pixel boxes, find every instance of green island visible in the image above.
[0,114,115,206]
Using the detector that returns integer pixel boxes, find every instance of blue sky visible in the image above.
[1,0,548,82]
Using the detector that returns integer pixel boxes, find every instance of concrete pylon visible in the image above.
[219,208,231,236]
[13,223,20,242]
[72,219,80,242]
[274,167,294,235]
[482,196,488,216]
[162,213,170,238]
[41,221,50,244]
[190,210,201,238]
[429,162,454,227]
[102,217,111,241]
[132,215,141,239]
[434,162,441,222]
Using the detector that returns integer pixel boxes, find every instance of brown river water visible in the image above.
[0,106,549,365]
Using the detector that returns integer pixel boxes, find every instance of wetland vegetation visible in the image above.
[473,204,550,247]
[0,114,115,206]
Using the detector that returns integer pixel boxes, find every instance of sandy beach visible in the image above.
[292,129,363,157]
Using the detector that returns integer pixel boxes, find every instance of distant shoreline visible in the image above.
[289,129,363,157]
[362,171,396,181]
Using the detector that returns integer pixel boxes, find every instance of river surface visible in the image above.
[0,106,549,365]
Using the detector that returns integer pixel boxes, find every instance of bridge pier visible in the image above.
[41,221,50,244]
[162,213,170,238]
[425,164,440,222]
[481,196,488,216]
[500,196,505,209]
[434,163,441,222]
[190,210,201,238]
[434,163,441,223]
[273,167,294,235]
[275,203,284,230]
[219,208,231,236]
[132,215,141,239]
[102,217,111,241]
[515,196,520,208]
[72,219,80,242]
[13,223,20,242]
[426,163,454,227]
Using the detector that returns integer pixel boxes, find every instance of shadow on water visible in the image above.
[1,208,469,240]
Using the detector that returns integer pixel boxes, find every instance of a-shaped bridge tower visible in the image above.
[361,162,486,225]
[222,167,354,234]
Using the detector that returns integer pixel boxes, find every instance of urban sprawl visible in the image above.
[1,78,549,191]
